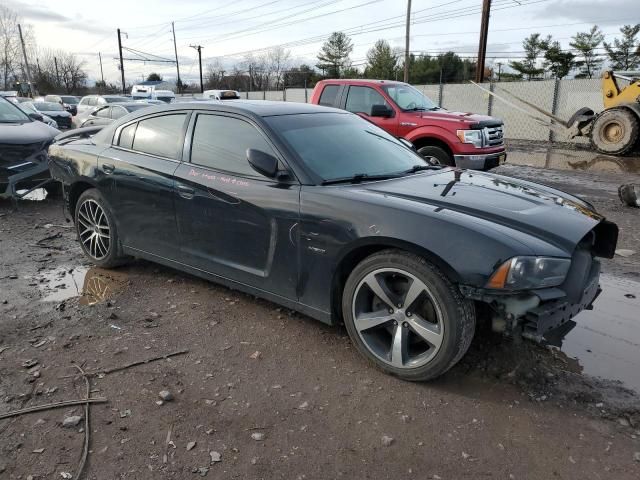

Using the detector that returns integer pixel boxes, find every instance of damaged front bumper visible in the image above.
[0,142,52,199]
[460,259,602,342]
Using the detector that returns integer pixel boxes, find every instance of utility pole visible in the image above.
[190,44,204,93]
[54,56,60,85]
[475,0,491,83]
[172,22,181,93]
[403,0,412,83]
[117,28,126,94]
[496,62,502,81]
[98,52,105,84]
[17,24,36,97]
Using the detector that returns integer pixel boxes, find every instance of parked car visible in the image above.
[130,84,176,103]
[0,91,19,103]
[18,102,59,129]
[310,80,506,170]
[48,101,617,381]
[202,89,241,100]
[44,94,79,115]
[27,101,72,129]
[73,102,155,128]
[0,96,59,199]
[76,95,130,114]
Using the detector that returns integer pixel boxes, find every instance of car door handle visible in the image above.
[177,184,195,199]
[102,163,115,174]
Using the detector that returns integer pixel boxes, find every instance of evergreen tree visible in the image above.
[543,41,575,78]
[364,40,399,80]
[146,72,163,81]
[316,32,353,78]
[570,26,604,78]
[604,24,640,70]
[509,33,548,80]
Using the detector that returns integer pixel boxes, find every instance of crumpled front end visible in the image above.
[460,219,618,342]
[0,140,52,199]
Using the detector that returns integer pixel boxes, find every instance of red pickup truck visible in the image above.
[309,79,506,170]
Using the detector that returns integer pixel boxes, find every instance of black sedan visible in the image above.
[48,102,617,381]
[29,101,72,129]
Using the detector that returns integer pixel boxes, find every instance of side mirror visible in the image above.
[28,112,43,122]
[398,138,416,150]
[370,104,393,118]
[247,149,279,179]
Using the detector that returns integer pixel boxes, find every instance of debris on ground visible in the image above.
[209,451,221,463]
[619,184,640,207]
[615,249,636,257]
[381,435,394,447]
[159,390,174,402]
[186,441,196,451]
[251,432,265,441]
[62,415,83,428]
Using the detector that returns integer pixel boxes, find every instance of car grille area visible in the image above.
[484,125,504,147]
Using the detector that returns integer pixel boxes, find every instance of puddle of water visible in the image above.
[507,144,640,175]
[550,274,640,393]
[17,188,48,201]
[36,266,126,305]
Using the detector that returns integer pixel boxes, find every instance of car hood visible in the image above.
[407,109,502,128]
[0,120,60,144]
[39,110,72,117]
[361,169,602,253]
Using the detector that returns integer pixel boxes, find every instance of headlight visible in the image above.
[486,256,571,290]
[456,129,483,148]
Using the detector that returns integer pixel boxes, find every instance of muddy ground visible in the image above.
[1,152,640,479]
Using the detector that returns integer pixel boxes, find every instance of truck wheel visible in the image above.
[75,189,128,268]
[590,108,639,155]
[417,146,454,166]
[342,250,476,381]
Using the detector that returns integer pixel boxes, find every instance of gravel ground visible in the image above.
[1,161,640,479]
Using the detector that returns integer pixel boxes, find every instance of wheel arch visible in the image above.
[68,180,98,220]
[410,136,454,159]
[329,237,462,323]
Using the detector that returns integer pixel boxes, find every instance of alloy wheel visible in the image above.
[77,199,111,260]
[352,268,444,369]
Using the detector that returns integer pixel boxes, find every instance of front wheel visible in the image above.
[75,188,128,268]
[417,145,454,166]
[342,250,475,381]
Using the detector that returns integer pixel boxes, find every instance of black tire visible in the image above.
[590,108,639,155]
[342,249,475,381]
[75,188,128,268]
[417,145,454,166]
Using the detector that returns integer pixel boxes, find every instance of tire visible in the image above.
[342,249,475,381]
[417,145,454,166]
[75,188,128,268]
[590,108,639,155]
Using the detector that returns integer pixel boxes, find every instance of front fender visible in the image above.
[404,125,460,150]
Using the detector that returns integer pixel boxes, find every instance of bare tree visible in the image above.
[266,46,291,89]
[0,5,34,90]
[204,58,226,89]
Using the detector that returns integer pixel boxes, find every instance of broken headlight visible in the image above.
[486,256,571,290]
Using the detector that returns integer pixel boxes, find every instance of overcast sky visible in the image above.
[6,0,640,85]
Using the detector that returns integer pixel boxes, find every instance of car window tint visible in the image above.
[191,114,275,178]
[87,97,96,106]
[118,123,136,149]
[95,107,110,118]
[132,114,186,159]
[345,86,388,115]
[318,85,339,106]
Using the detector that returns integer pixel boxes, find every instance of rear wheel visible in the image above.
[417,145,454,166]
[590,108,639,155]
[75,189,127,268]
[342,250,475,381]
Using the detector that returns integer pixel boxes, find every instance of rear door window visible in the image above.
[132,114,187,160]
[118,123,137,149]
[318,85,340,107]
[95,107,110,118]
[345,86,389,115]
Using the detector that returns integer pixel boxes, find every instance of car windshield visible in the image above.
[382,84,438,111]
[61,96,78,104]
[156,97,174,103]
[0,97,31,122]
[265,113,428,182]
[34,102,64,111]
[105,97,129,103]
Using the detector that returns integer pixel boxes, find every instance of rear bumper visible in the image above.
[454,151,507,170]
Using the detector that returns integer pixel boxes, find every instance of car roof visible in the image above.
[127,100,344,117]
[318,79,409,86]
